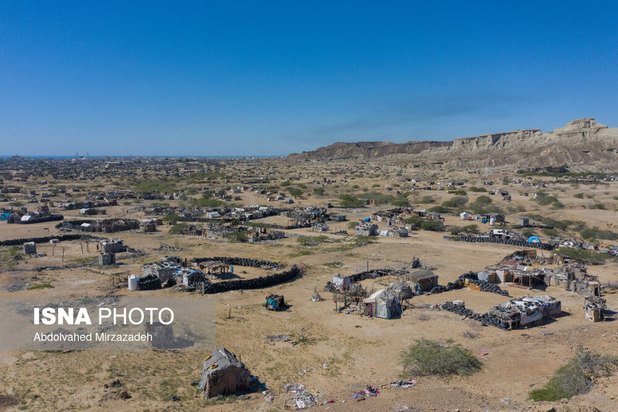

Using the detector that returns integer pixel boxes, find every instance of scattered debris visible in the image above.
[263,334,292,344]
[283,383,318,409]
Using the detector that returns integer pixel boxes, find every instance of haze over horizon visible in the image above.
[1,1,617,157]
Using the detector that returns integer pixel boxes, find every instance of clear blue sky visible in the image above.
[1,1,616,156]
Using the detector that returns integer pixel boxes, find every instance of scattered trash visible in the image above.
[352,386,379,400]
[263,334,292,344]
[283,383,318,409]
[390,380,416,388]
[462,330,479,339]
[311,288,324,302]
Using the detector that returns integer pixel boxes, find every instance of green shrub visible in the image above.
[405,216,445,232]
[535,195,561,206]
[313,187,325,196]
[168,223,190,235]
[392,198,410,207]
[28,282,54,290]
[579,228,598,240]
[186,170,225,181]
[574,193,584,199]
[133,180,176,194]
[525,214,581,232]
[595,229,618,241]
[162,214,181,222]
[542,228,558,237]
[419,195,435,204]
[192,195,224,208]
[392,193,411,207]
[401,339,482,378]
[473,195,492,206]
[442,196,468,208]
[530,348,617,402]
[554,248,615,265]
[589,202,606,210]
[288,188,303,198]
[229,230,249,243]
[428,206,451,213]
[353,236,375,247]
[449,224,479,235]
[297,235,327,246]
[339,194,364,208]
[468,186,487,192]
[361,191,396,205]
[522,229,536,238]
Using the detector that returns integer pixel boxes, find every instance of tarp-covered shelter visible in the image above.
[388,281,413,300]
[332,274,351,290]
[198,347,251,398]
[362,289,402,319]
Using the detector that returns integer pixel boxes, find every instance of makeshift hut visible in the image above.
[198,347,251,398]
[174,268,205,287]
[362,289,402,319]
[332,274,352,291]
[200,261,230,276]
[408,269,438,292]
[388,281,414,300]
[265,294,285,311]
[23,242,36,255]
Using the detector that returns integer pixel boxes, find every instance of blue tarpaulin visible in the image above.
[527,236,541,243]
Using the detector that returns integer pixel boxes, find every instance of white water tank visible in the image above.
[128,274,140,291]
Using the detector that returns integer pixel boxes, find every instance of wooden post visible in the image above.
[61,247,65,262]
[80,243,84,254]
[52,244,55,256]
[86,242,90,253]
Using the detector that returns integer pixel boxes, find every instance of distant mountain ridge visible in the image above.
[287,118,618,171]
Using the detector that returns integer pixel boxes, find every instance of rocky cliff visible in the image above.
[287,118,618,171]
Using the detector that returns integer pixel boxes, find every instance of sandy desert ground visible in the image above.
[0,157,617,411]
